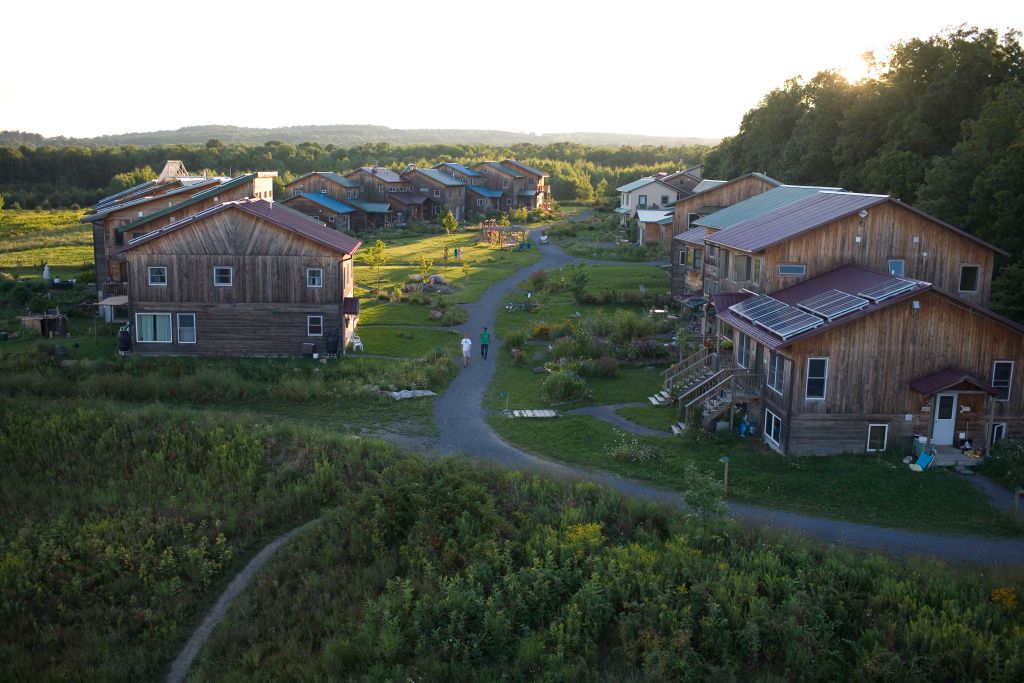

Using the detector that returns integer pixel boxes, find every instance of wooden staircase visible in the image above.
[648,348,719,406]
[672,370,763,435]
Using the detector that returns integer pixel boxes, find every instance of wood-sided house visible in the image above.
[96,172,277,296]
[402,166,466,220]
[501,159,551,210]
[472,161,526,212]
[345,166,411,201]
[118,198,362,357]
[657,165,704,195]
[433,162,484,186]
[709,265,1024,454]
[285,171,361,203]
[280,193,357,231]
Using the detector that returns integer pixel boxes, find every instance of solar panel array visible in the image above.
[727,278,920,340]
[857,278,917,302]
[797,289,870,321]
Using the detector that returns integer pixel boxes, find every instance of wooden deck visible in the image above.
[931,445,984,469]
[510,409,558,418]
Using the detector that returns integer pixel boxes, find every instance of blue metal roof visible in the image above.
[293,193,356,214]
[468,186,503,198]
[412,168,466,187]
[694,186,842,229]
[435,162,481,178]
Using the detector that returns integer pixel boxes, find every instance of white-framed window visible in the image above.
[778,263,806,277]
[888,259,905,277]
[805,357,828,400]
[419,186,428,193]
[476,199,483,207]
[292,188,300,196]
[767,352,785,395]
[213,266,233,287]
[321,187,327,194]
[433,189,441,197]
[389,186,398,192]
[992,360,1014,401]
[177,313,196,344]
[866,424,888,452]
[638,194,647,206]
[991,422,1007,445]
[736,333,751,368]
[503,180,510,188]
[622,194,630,208]
[148,266,167,286]
[959,264,980,293]
[678,248,687,266]
[505,198,513,206]
[136,313,172,343]
[752,257,763,287]
[328,215,335,223]
[307,315,324,336]
[307,268,324,288]
[765,409,782,447]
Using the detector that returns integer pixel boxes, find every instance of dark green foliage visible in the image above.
[977,439,1024,490]
[540,371,590,404]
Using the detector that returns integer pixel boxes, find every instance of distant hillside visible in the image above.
[0,125,719,149]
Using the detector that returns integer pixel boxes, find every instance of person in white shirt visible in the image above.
[460,333,472,367]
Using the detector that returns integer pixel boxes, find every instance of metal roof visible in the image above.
[909,368,999,396]
[468,185,503,198]
[284,193,356,214]
[285,171,360,189]
[117,173,265,234]
[613,206,631,214]
[94,180,158,209]
[119,199,361,255]
[674,226,708,244]
[503,159,549,177]
[706,192,888,252]
[82,179,223,223]
[434,162,481,177]
[354,166,404,183]
[616,177,659,193]
[690,179,726,193]
[637,209,672,223]
[387,191,429,205]
[476,161,524,178]
[343,198,391,213]
[410,167,466,187]
[693,185,842,229]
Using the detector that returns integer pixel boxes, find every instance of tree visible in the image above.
[417,255,433,290]
[497,213,510,227]
[362,240,388,295]
[594,178,608,205]
[440,209,458,235]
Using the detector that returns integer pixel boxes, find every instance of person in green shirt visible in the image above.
[480,327,490,360]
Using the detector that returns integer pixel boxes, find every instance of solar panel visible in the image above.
[729,295,788,321]
[797,289,870,321]
[771,312,824,339]
[858,278,917,302]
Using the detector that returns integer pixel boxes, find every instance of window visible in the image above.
[420,186,429,193]
[887,259,905,277]
[177,313,196,344]
[505,198,513,206]
[678,248,687,266]
[321,188,327,194]
[660,195,669,205]
[778,263,806,277]
[866,424,888,452]
[752,257,763,287]
[433,189,441,197]
[307,315,324,336]
[992,360,1014,401]
[476,199,484,207]
[638,194,647,207]
[767,352,785,395]
[389,186,398,192]
[213,266,233,286]
[736,333,751,368]
[991,422,1007,445]
[328,216,335,223]
[732,255,751,281]
[622,195,630,208]
[136,313,172,343]
[720,250,729,277]
[690,247,702,271]
[959,264,980,292]
[148,266,167,286]
[307,268,324,288]
[503,180,509,189]
[805,357,828,399]
[765,409,782,447]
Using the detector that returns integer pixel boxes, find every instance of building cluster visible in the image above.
[645,171,1024,454]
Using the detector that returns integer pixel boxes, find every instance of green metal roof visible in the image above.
[117,173,257,233]
[314,171,360,188]
[344,198,391,213]
[411,167,466,187]
[693,186,842,229]
[477,161,524,178]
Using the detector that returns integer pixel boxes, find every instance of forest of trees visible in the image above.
[704,27,1024,320]
[0,141,706,210]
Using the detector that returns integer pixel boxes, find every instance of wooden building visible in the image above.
[636,209,673,246]
[657,165,704,195]
[707,265,1024,454]
[281,193,355,231]
[118,198,361,357]
[386,192,430,224]
[669,172,781,235]
[402,166,466,219]
[285,172,361,202]
[472,161,526,212]
[345,166,411,202]
[433,162,484,186]
[502,159,551,210]
[467,185,503,215]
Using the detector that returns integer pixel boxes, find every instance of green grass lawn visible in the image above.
[357,299,466,326]
[617,404,677,431]
[353,325,461,358]
[490,415,1021,537]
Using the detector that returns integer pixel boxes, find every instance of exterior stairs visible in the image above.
[676,369,763,434]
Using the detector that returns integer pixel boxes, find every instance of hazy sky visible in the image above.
[2,0,1019,140]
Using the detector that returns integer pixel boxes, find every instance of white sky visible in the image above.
[1,0,1019,140]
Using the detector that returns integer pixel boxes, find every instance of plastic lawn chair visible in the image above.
[909,451,934,472]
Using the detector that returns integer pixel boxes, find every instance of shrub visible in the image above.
[580,355,619,378]
[528,269,550,291]
[547,321,573,340]
[611,310,655,343]
[977,438,1024,489]
[532,321,551,339]
[540,371,589,404]
[622,338,669,361]
[606,432,658,463]
[504,329,527,349]
[579,314,613,337]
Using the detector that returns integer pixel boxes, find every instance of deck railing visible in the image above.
[683,371,762,426]
[100,281,127,298]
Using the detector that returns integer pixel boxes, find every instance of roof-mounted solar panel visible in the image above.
[857,278,917,302]
[797,289,870,321]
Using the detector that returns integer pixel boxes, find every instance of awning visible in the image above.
[909,368,998,396]
[613,207,630,214]
[97,295,129,306]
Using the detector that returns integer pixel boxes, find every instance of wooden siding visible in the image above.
[760,202,995,305]
[285,176,360,203]
[671,176,777,236]
[402,170,464,219]
[345,169,410,201]
[772,290,1024,452]
[281,195,353,231]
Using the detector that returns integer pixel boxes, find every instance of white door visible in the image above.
[932,393,958,445]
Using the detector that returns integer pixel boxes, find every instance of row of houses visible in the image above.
[646,170,1023,455]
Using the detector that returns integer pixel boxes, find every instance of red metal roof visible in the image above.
[118,199,362,255]
[909,368,999,396]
